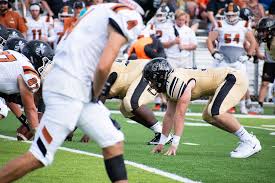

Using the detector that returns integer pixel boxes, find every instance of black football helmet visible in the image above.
[224,3,240,25]
[3,37,27,53]
[0,24,9,48]
[7,28,24,39]
[239,8,254,21]
[21,40,54,77]
[143,57,172,93]
[155,5,175,23]
[256,17,275,43]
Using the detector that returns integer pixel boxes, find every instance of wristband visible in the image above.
[159,134,168,145]
[172,135,181,147]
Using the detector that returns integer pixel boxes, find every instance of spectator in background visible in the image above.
[79,0,93,17]
[63,1,85,32]
[269,0,275,17]
[197,0,209,21]
[162,9,197,69]
[207,0,232,29]
[233,0,248,8]
[246,0,265,26]
[0,0,27,36]
[25,3,56,45]
[41,0,65,19]
[259,0,272,11]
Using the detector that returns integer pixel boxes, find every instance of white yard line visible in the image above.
[0,134,201,183]
[111,110,275,119]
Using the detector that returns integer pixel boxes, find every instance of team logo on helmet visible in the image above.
[35,43,46,56]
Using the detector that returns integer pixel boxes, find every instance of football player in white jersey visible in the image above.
[0,0,161,182]
[0,42,44,132]
[26,3,56,45]
[52,5,74,49]
[207,3,257,114]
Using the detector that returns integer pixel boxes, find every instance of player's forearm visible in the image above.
[173,114,184,137]
[24,107,38,129]
[180,43,197,51]
[207,38,215,54]
[162,113,174,137]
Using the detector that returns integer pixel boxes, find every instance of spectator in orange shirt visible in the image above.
[63,1,85,32]
[0,0,27,36]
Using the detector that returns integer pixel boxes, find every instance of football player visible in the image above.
[0,40,53,134]
[81,58,172,145]
[206,3,257,114]
[249,17,275,114]
[25,3,56,44]
[144,58,262,158]
[0,0,161,182]
[53,5,74,48]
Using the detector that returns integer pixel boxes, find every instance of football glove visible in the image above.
[238,54,254,63]
[212,51,224,62]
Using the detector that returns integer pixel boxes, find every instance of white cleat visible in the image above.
[230,135,262,158]
[240,106,248,114]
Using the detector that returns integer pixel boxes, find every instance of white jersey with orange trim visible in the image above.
[52,3,144,90]
[0,50,40,94]
[214,20,251,48]
[26,16,56,43]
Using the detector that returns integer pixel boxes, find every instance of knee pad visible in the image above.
[104,154,127,182]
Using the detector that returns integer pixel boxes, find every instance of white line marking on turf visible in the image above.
[182,142,200,146]
[0,134,201,183]
[185,122,211,127]
[111,110,275,119]
[272,146,275,148]
[244,126,275,131]
[262,125,275,128]
[270,132,275,135]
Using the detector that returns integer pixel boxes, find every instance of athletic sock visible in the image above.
[150,122,162,133]
[234,126,252,141]
[240,100,246,108]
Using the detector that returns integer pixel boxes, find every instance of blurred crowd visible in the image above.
[0,0,274,115]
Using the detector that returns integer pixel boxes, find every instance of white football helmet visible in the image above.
[224,3,240,25]
[155,5,174,24]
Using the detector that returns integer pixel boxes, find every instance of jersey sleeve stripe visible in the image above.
[177,82,186,99]
[23,66,39,76]
[108,18,126,38]
[168,77,178,98]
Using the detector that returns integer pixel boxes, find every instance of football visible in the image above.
[16,124,34,141]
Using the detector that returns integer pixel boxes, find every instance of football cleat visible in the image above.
[147,133,173,145]
[16,124,34,141]
[230,134,262,158]
[240,106,248,114]
[248,104,264,115]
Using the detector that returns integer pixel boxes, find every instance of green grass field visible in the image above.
[0,102,275,183]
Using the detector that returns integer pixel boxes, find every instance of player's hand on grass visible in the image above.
[164,145,178,156]
[152,144,164,153]
[80,134,90,143]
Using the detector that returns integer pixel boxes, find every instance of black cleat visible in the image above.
[147,133,161,145]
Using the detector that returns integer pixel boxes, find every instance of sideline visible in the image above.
[0,134,201,183]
